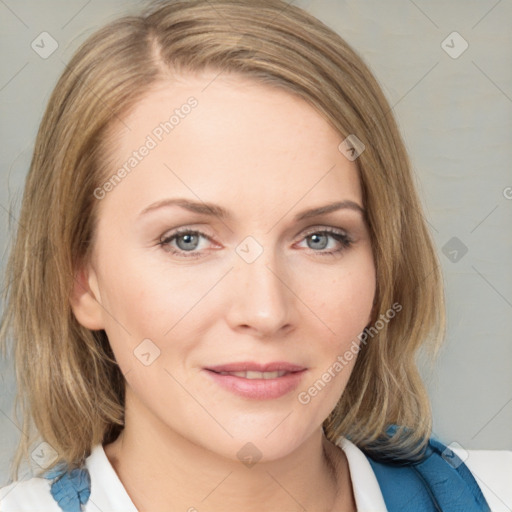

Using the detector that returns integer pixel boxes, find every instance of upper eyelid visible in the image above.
[161,224,348,238]
[301,225,348,236]
[160,225,350,247]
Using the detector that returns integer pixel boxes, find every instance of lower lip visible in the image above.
[203,369,307,400]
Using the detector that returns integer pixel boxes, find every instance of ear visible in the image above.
[69,262,105,330]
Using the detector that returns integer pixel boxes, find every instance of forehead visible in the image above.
[99,71,362,220]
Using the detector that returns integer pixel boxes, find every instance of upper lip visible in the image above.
[206,361,306,373]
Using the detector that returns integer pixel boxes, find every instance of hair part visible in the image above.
[0,0,445,481]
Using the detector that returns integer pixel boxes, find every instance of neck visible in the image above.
[104,391,355,512]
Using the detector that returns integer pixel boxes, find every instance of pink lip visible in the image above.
[203,361,307,400]
[206,361,306,373]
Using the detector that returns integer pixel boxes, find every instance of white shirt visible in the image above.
[1,438,511,511]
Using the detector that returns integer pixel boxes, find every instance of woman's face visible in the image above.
[73,71,376,461]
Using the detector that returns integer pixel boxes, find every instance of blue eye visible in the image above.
[159,229,208,259]
[159,227,352,259]
[300,229,352,255]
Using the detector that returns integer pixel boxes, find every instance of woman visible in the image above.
[0,1,509,511]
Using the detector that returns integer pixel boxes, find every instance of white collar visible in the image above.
[86,444,138,511]
[335,437,388,511]
[86,438,388,511]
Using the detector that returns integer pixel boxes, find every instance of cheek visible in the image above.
[295,270,375,419]
[95,254,222,380]
[307,254,376,340]
[97,253,196,331]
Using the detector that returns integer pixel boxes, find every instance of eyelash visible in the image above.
[158,227,353,259]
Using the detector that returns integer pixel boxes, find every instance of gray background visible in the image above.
[1,0,511,484]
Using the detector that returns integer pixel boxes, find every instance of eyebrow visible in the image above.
[138,198,365,221]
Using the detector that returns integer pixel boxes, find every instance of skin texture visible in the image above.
[71,71,376,512]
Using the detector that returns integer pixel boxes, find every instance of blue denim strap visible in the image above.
[43,464,91,512]
[365,426,491,511]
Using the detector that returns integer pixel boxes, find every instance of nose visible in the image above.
[225,245,297,338]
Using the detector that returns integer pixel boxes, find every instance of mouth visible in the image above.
[211,370,291,379]
[203,362,307,400]
[205,361,306,374]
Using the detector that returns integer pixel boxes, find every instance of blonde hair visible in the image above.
[0,0,445,481]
